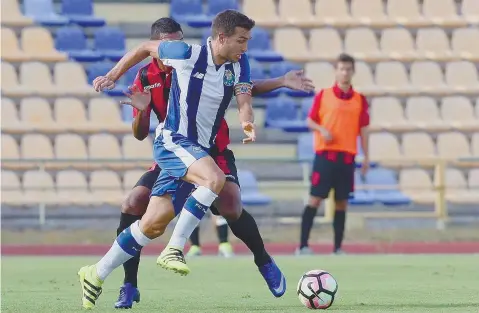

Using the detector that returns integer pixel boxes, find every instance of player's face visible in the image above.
[335,61,354,84]
[220,27,251,63]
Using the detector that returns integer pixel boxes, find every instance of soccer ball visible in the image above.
[297,270,338,309]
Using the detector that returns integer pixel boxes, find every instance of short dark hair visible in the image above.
[211,10,255,38]
[336,53,355,69]
[150,18,183,40]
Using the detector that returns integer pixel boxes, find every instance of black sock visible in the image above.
[190,226,200,246]
[216,224,228,243]
[300,205,318,248]
[117,213,142,288]
[333,210,346,251]
[227,209,271,267]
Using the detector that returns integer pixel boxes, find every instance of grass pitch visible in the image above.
[2,255,479,313]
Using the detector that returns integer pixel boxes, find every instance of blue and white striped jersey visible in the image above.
[158,37,252,149]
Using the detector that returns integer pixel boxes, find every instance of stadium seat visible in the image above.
[20,62,59,96]
[1,171,23,205]
[274,28,311,62]
[278,0,319,28]
[386,0,428,27]
[297,132,314,162]
[353,62,378,96]
[1,98,26,134]
[88,134,122,162]
[250,63,267,81]
[380,28,419,62]
[350,0,395,28]
[123,170,147,190]
[365,168,411,205]
[314,0,356,27]
[416,28,455,62]
[23,170,57,204]
[122,135,153,161]
[370,97,414,132]
[265,98,306,132]
[441,97,479,132]
[89,170,123,205]
[462,168,479,203]
[436,132,471,160]
[55,27,103,62]
[55,134,88,163]
[94,27,126,61]
[375,62,412,95]
[207,0,238,17]
[61,0,105,27]
[1,0,34,26]
[243,0,283,28]
[345,28,385,62]
[54,62,98,97]
[21,27,67,62]
[87,62,125,96]
[20,97,64,133]
[23,0,69,26]
[369,133,402,162]
[468,168,479,188]
[476,98,479,118]
[170,0,209,27]
[409,61,449,95]
[300,98,313,120]
[452,28,479,62]
[247,28,283,62]
[309,28,342,62]
[21,134,54,160]
[271,62,311,98]
[399,169,435,203]
[54,98,90,133]
[462,0,479,24]
[422,0,467,28]
[473,133,479,156]
[402,132,437,161]
[2,134,20,160]
[88,98,130,133]
[238,170,272,206]
[405,97,450,132]
[1,28,30,62]
[1,62,27,97]
[445,61,479,94]
[305,62,335,90]
[56,170,90,205]
[441,168,472,203]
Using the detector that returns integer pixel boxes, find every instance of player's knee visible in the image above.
[121,187,150,216]
[308,196,322,209]
[203,170,226,195]
[140,217,168,238]
[335,200,348,211]
[216,185,242,221]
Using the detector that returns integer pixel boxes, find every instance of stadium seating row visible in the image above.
[244,0,479,28]
[276,27,479,63]
[2,27,125,63]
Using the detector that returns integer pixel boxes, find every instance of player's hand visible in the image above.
[241,121,256,144]
[120,85,151,111]
[283,70,315,93]
[320,128,333,143]
[93,76,116,92]
[360,158,370,176]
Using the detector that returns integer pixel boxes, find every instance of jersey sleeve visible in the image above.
[158,41,192,70]
[359,94,370,128]
[234,53,253,96]
[132,70,152,118]
[308,90,323,123]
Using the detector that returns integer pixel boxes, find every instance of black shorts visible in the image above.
[310,151,355,201]
[133,148,240,215]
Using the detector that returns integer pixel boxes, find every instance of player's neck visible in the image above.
[210,41,227,66]
[337,82,351,92]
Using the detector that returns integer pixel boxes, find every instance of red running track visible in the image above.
[2,242,479,256]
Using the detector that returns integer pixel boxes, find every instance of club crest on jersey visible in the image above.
[223,70,235,86]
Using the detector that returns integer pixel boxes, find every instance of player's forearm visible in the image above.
[306,118,327,133]
[132,111,150,141]
[251,77,284,96]
[238,101,254,124]
[360,127,369,160]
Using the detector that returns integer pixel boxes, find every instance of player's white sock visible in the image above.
[96,221,151,280]
[168,186,218,250]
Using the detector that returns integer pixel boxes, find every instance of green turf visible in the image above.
[2,255,479,313]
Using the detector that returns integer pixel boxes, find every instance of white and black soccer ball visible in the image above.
[297,270,338,310]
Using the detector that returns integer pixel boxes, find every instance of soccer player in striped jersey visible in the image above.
[77,11,314,309]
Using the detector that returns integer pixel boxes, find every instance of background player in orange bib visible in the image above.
[297,53,370,255]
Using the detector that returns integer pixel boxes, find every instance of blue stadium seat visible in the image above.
[300,97,313,120]
[349,172,375,205]
[250,61,266,81]
[297,132,314,162]
[265,99,307,132]
[208,0,238,16]
[55,27,103,62]
[365,168,411,206]
[24,0,69,26]
[238,170,272,206]
[87,62,125,96]
[94,27,126,61]
[170,0,210,28]
[61,0,105,27]
[248,28,283,62]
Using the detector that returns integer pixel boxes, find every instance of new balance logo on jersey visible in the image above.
[192,72,205,79]
[144,82,162,91]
